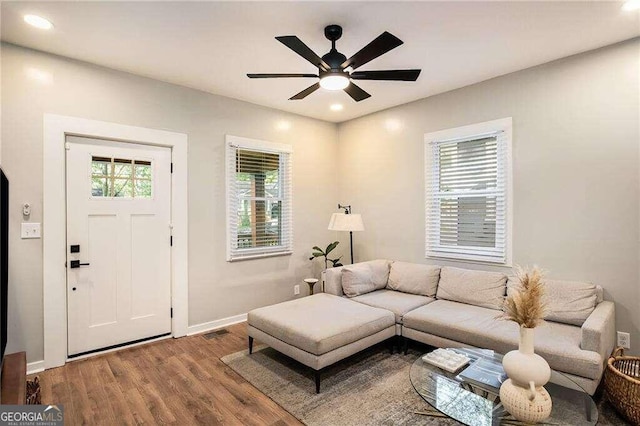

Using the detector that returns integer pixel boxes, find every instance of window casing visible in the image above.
[425,118,512,264]
[226,135,293,261]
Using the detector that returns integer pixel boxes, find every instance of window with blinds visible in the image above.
[226,136,292,261]
[425,119,511,264]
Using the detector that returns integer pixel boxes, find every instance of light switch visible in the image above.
[21,223,41,239]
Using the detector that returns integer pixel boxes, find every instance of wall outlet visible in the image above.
[617,331,631,349]
[294,285,300,296]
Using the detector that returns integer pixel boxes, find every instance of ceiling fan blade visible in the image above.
[344,82,371,102]
[276,36,330,71]
[341,32,403,70]
[350,69,421,81]
[289,82,320,100]
[247,73,318,78]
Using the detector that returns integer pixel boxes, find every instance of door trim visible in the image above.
[43,114,188,369]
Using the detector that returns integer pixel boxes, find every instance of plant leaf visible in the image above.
[325,241,339,254]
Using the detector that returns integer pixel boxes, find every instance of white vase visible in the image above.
[501,326,553,422]
[502,326,551,395]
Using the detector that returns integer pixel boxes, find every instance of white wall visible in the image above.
[1,43,340,363]
[337,39,640,353]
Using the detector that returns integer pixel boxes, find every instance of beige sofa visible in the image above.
[324,260,616,395]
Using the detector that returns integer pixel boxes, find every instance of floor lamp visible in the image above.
[327,204,364,264]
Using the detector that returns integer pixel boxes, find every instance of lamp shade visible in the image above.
[328,213,364,232]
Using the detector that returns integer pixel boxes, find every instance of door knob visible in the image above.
[69,260,90,269]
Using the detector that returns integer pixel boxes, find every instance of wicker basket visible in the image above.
[604,347,640,425]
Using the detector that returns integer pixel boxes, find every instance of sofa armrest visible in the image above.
[581,300,615,361]
[324,266,344,296]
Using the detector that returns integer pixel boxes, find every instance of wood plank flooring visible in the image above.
[28,323,302,426]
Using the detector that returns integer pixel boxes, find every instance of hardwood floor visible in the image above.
[28,323,302,426]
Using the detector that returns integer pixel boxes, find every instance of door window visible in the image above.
[91,157,152,198]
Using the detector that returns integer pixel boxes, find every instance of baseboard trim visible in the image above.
[187,313,247,336]
[27,360,45,375]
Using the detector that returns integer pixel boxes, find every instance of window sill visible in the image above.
[227,251,293,262]
[426,252,511,267]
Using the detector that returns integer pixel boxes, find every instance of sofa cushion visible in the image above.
[436,267,507,310]
[507,277,598,326]
[386,262,440,297]
[248,293,395,356]
[351,289,435,323]
[403,300,602,380]
[342,259,390,297]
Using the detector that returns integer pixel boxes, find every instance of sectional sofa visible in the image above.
[248,259,615,394]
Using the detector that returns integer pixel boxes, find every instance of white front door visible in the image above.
[66,136,172,356]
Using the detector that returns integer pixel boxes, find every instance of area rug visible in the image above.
[221,343,628,426]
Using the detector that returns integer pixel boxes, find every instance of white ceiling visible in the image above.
[2,1,639,123]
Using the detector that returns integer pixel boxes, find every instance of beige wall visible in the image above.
[2,37,639,364]
[1,43,339,363]
[337,38,640,353]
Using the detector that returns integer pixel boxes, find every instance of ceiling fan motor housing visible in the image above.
[322,51,347,70]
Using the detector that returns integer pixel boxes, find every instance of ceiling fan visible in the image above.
[247,25,421,102]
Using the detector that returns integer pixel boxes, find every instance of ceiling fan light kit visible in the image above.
[247,24,421,102]
[319,73,350,90]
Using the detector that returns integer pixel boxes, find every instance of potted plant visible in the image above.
[309,241,343,269]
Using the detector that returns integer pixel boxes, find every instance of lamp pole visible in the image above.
[337,204,355,264]
[349,231,354,264]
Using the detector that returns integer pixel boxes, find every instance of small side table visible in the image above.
[304,278,319,295]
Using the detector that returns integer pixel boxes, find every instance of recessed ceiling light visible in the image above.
[24,15,54,30]
[623,0,640,10]
[330,104,344,111]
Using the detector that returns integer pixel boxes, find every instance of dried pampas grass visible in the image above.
[500,266,547,328]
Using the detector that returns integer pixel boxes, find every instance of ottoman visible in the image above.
[247,293,396,393]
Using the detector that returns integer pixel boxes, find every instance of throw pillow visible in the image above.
[387,261,440,296]
[341,259,391,297]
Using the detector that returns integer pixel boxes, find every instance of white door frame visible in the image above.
[43,114,188,369]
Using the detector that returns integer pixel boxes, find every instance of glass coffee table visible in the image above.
[410,348,598,426]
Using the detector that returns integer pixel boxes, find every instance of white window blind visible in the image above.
[425,127,509,264]
[226,136,292,261]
